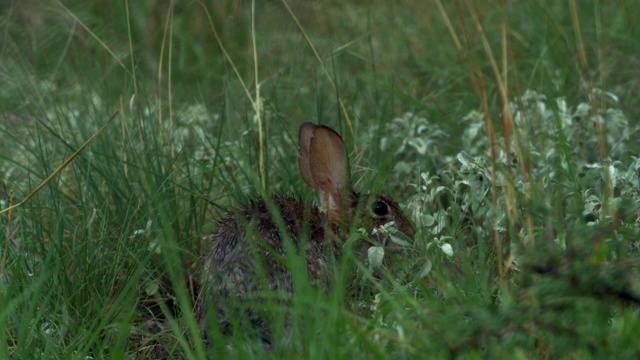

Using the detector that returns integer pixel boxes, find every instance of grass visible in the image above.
[1,0,640,358]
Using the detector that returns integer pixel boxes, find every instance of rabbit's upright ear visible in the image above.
[298,122,350,223]
[298,122,318,189]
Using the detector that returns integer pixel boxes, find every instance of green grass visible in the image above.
[1,0,640,358]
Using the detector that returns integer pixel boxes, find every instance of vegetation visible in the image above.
[1,0,639,358]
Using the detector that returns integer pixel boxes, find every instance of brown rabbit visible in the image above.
[198,122,414,347]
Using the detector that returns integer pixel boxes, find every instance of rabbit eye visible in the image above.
[372,201,389,216]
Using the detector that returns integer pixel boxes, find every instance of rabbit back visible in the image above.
[199,196,334,341]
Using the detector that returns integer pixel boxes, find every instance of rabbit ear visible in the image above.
[297,122,317,188]
[298,122,350,223]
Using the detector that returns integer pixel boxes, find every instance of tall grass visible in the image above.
[1,0,639,358]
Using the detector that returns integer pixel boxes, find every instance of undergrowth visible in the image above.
[1,0,639,358]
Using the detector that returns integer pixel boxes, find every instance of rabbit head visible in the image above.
[297,122,415,260]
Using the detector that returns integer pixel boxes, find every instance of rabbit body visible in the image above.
[199,122,414,345]
[205,196,332,295]
[201,196,333,342]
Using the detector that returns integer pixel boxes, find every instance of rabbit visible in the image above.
[198,122,415,348]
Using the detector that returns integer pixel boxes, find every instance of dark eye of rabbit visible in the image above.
[372,200,389,216]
